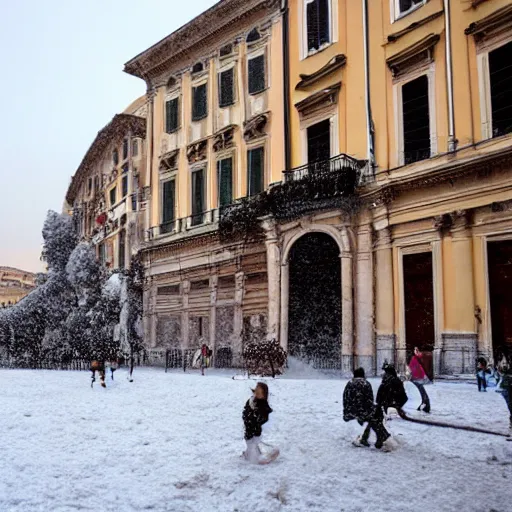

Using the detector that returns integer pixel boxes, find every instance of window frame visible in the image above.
[391,0,427,23]
[122,139,129,161]
[132,138,139,157]
[301,0,337,60]
[217,155,234,207]
[218,66,236,108]
[121,175,128,198]
[393,63,437,167]
[476,34,512,141]
[160,177,177,234]
[109,186,117,207]
[191,167,207,226]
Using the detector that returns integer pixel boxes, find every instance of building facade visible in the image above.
[125,0,512,375]
[0,267,36,307]
[65,99,148,270]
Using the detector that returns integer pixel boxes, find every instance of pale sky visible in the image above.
[0,0,218,273]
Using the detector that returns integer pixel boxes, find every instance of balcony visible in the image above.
[220,153,366,240]
[147,209,220,240]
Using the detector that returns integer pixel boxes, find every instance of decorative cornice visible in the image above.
[295,54,346,90]
[295,83,341,115]
[387,11,444,43]
[386,33,440,77]
[465,5,512,38]
[124,0,281,81]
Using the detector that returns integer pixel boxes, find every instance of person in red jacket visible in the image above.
[409,347,431,413]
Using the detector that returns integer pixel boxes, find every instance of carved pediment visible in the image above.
[295,83,341,117]
[387,11,443,43]
[296,55,346,90]
[159,149,179,171]
[386,34,440,77]
[465,5,512,41]
[243,113,269,142]
[187,139,208,163]
[213,126,235,152]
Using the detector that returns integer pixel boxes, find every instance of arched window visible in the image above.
[192,62,204,74]
[167,76,177,89]
[246,28,261,43]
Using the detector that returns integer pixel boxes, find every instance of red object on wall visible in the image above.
[96,213,107,225]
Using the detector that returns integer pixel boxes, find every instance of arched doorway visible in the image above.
[288,232,341,365]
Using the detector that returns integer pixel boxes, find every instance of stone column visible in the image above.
[233,271,245,361]
[374,227,395,371]
[209,275,218,364]
[261,216,281,342]
[354,221,375,375]
[182,280,190,349]
[441,210,477,374]
[340,247,354,375]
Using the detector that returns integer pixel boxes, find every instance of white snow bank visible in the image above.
[0,369,511,512]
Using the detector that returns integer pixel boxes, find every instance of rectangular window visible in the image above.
[122,139,129,160]
[307,119,331,164]
[489,41,512,138]
[118,230,126,269]
[122,175,128,197]
[161,179,176,234]
[219,68,235,108]
[217,157,233,207]
[192,84,208,121]
[191,169,205,226]
[397,0,424,16]
[122,163,128,174]
[248,55,266,95]
[87,177,93,195]
[165,98,179,133]
[306,0,330,53]
[402,75,431,164]
[132,139,139,157]
[113,149,119,166]
[109,186,117,206]
[247,147,264,196]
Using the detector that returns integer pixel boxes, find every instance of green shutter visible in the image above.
[248,148,264,196]
[248,55,266,95]
[166,98,179,133]
[217,158,233,207]
[192,84,208,121]
[219,69,234,108]
[162,180,175,226]
[192,170,205,225]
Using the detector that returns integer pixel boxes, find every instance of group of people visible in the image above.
[242,348,512,464]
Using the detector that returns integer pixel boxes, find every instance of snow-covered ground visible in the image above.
[1,367,511,512]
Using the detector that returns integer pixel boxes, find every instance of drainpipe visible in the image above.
[282,0,291,172]
[362,0,376,177]
[444,0,457,152]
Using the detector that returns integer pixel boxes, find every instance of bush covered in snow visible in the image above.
[243,339,287,378]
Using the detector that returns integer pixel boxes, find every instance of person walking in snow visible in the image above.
[409,347,431,413]
[497,357,512,433]
[242,382,279,464]
[476,357,491,392]
[200,343,209,376]
[343,368,392,450]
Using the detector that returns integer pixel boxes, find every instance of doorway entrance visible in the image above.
[488,240,512,362]
[403,252,435,364]
[288,233,341,366]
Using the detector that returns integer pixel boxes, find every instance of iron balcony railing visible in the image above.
[147,209,220,240]
[283,153,365,183]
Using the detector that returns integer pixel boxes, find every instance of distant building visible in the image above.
[64,98,148,270]
[0,267,36,307]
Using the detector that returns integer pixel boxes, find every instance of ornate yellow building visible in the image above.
[0,267,36,307]
[125,0,512,375]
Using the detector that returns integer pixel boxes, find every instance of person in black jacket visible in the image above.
[343,368,391,450]
[242,382,279,463]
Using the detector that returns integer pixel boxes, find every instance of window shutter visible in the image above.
[166,98,179,133]
[217,158,233,207]
[192,84,208,121]
[219,69,234,108]
[122,139,129,160]
[248,147,264,196]
[110,187,117,206]
[307,1,319,51]
[122,176,128,197]
[307,0,330,52]
[191,170,205,225]
[318,0,330,47]
[248,55,266,95]
[162,180,175,225]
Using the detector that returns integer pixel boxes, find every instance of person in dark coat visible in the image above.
[497,358,512,432]
[476,357,491,392]
[343,368,391,450]
[242,382,279,463]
